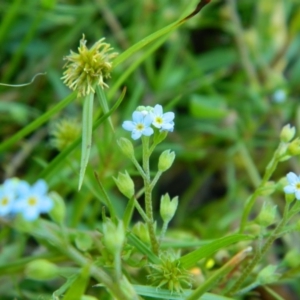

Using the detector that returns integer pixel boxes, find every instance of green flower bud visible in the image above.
[117,137,134,158]
[51,118,81,151]
[257,265,280,285]
[257,181,276,196]
[158,150,175,172]
[153,130,168,144]
[48,192,66,224]
[256,202,277,227]
[280,124,296,143]
[287,138,300,156]
[102,220,125,254]
[160,194,178,223]
[81,296,98,300]
[132,222,150,244]
[113,171,135,199]
[75,232,94,252]
[284,249,300,268]
[285,193,295,203]
[25,259,58,281]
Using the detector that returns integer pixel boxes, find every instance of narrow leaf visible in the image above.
[126,232,161,264]
[179,234,252,269]
[63,264,90,300]
[133,285,234,300]
[78,93,94,190]
[186,247,252,300]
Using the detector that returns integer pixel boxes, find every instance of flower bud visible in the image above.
[287,138,300,156]
[257,265,280,285]
[117,137,134,158]
[102,220,125,254]
[158,150,175,172]
[153,131,168,144]
[160,194,178,223]
[113,171,135,199]
[48,192,66,224]
[280,124,296,143]
[25,259,58,281]
[257,181,276,196]
[132,221,150,244]
[81,296,98,300]
[75,232,94,252]
[256,202,277,227]
[284,249,300,268]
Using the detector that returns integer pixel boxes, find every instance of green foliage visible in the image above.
[1,0,300,299]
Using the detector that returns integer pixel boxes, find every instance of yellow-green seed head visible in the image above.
[148,250,191,293]
[51,118,81,151]
[62,34,118,97]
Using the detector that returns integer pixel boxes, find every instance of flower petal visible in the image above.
[142,127,154,136]
[23,207,39,221]
[163,112,175,122]
[153,104,163,115]
[295,190,300,200]
[286,172,299,184]
[122,121,135,131]
[144,114,154,126]
[132,111,144,123]
[132,131,142,140]
[33,180,48,194]
[284,185,295,194]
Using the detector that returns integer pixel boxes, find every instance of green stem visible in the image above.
[239,142,283,233]
[228,204,290,296]
[142,137,159,255]
[159,221,169,245]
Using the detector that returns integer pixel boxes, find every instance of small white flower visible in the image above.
[122,111,154,140]
[14,180,53,221]
[0,178,22,217]
[150,104,174,132]
[284,172,300,200]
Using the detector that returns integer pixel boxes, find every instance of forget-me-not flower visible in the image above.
[283,172,300,200]
[122,111,154,140]
[0,178,22,217]
[14,180,53,221]
[150,104,174,132]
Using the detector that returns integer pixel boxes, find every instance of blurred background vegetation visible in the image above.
[1,0,300,299]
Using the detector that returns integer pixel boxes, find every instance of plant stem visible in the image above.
[228,203,290,296]
[142,137,159,255]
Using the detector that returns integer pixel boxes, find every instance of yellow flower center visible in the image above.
[28,197,37,206]
[137,124,144,130]
[296,183,300,189]
[155,117,163,125]
[1,197,9,206]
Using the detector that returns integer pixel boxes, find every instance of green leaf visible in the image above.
[133,285,234,300]
[40,88,126,181]
[189,94,228,119]
[95,85,114,130]
[0,92,76,153]
[126,232,161,264]
[63,264,90,300]
[78,93,94,190]
[178,234,252,269]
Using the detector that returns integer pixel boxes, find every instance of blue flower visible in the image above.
[0,178,22,217]
[14,180,53,221]
[150,104,174,132]
[284,172,300,200]
[122,111,154,140]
